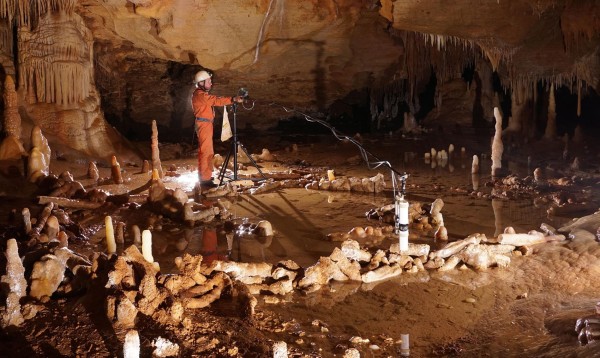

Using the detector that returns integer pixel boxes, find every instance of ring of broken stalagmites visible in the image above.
[35,167,224,227]
[2,208,593,343]
[365,198,448,241]
[200,172,388,197]
[486,172,596,216]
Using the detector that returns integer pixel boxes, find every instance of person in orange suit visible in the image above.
[192,70,244,188]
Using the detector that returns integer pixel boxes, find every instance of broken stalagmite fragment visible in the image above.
[87,161,99,181]
[1,239,27,327]
[105,216,117,254]
[111,156,123,184]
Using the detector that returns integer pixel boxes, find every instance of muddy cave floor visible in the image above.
[2,128,600,357]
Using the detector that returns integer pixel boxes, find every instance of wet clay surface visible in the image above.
[1,128,600,357]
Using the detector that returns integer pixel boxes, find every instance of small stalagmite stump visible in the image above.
[87,161,99,181]
[111,156,123,184]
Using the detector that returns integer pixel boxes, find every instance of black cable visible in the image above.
[245,99,409,196]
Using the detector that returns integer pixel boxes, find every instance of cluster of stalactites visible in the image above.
[0,0,76,28]
[402,31,476,108]
[19,55,92,105]
[560,1,600,52]
[370,79,406,127]
[411,29,594,111]
[0,18,12,56]
[16,10,92,105]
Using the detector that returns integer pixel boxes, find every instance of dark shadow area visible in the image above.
[415,71,437,122]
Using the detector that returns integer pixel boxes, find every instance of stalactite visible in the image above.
[0,0,76,28]
[369,79,405,128]
[14,6,92,106]
[0,18,12,56]
[401,31,476,112]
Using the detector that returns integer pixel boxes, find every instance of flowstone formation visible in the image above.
[0,0,140,163]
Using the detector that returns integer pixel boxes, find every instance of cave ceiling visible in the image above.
[78,0,600,103]
[2,0,600,135]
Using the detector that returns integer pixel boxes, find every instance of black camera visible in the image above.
[238,87,249,99]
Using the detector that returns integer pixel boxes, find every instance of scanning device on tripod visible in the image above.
[238,87,249,99]
[218,87,266,184]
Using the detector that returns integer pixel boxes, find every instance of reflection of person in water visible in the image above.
[200,227,228,264]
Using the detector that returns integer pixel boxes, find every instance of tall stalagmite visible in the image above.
[151,120,164,179]
[0,75,26,160]
[491,107,504,177]
[545,84,557,140]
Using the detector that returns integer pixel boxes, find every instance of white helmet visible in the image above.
[194,70,212,84]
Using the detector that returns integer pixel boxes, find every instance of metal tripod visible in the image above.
[218,102,266,185]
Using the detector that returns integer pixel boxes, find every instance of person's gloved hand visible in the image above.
[232,96,244,103]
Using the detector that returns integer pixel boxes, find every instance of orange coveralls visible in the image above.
[191,89,233,181]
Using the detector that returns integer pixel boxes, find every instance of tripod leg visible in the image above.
[218,142,234,185]
[238,142,267,180]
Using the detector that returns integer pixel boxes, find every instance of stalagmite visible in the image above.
[111,156,123,184]
[28,147,47,182]
[141,230,159,270]
[183,203,219,223]
[430,198,445,229]
[491,107,503,177]
[498,231,565,246]
[57,231,68,248]
[273,341,288,358]
[151,120,164,179]
[472,173,480,191]
[123,330,140,358]
[45,215,59,241]
[131,225,141,246]
[116,222,125,244]
[577,80,582,117]
[545,84,557,139]
[105,216,116,254]
[3,75,22,139]
[435,225,448,241]
[87,161,99,181]
[361,263,402,283]
[0,75,26,161]
[430,235,481,259]
[533,168,543,183]
[30,126,50,168]
[31,203,53,237]
[1,239,27,327]
[256,220,273,236]
[22,208,32,234]
[38,196,103,209]
[152,337,179,357]
[141,160,150,173]
[471,155,479,174]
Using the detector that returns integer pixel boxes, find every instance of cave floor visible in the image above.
[1,128,600,357]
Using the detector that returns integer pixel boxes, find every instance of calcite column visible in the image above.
[3,75,22,139]
[0,75,26,161]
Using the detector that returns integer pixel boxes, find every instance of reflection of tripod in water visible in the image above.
[218,102,266,185]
